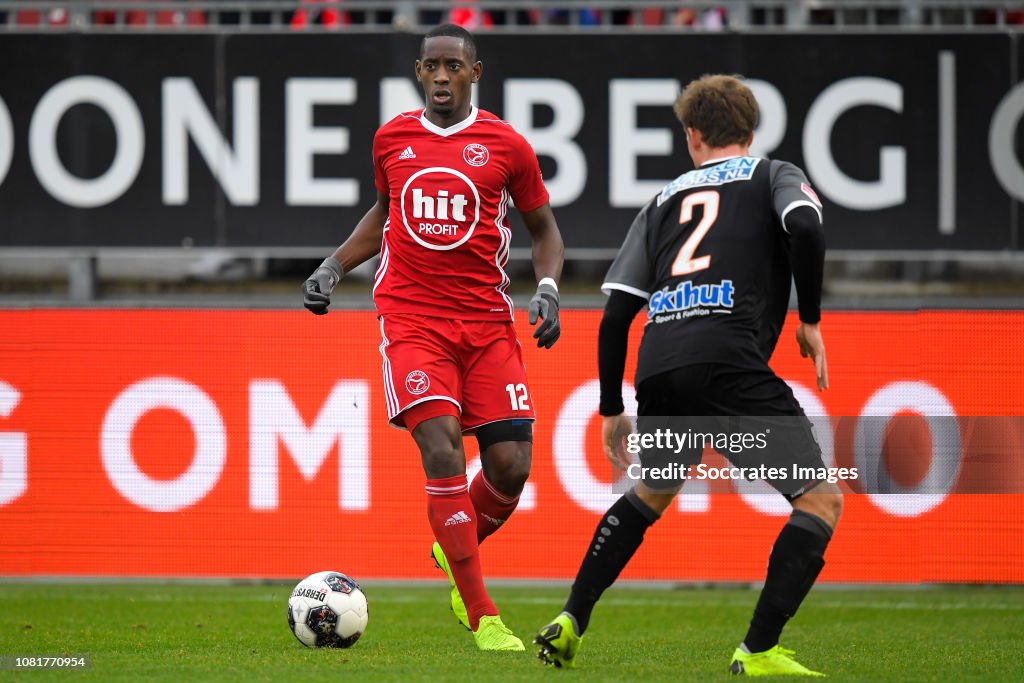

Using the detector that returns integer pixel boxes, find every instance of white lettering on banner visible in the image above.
[786,381,835,471]
[609,78,679,207]
[803,77,906,210]
[0,381,27,506]
[989,80,1024,203]
[0,96,12,188]
[249,380,370,511]
[379,77,423,125]
[746,79,786,160]
[553,377,957,519]
[4,71,1023,241]
[100,377,226,512]
[855,381,959,517]
[28,76,144,207]
[504,78,587,206]
[554,379,641,513]
[162,77,259,205]
[285,78,358,206]
[937,51,957,235]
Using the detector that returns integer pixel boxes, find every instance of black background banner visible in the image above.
[0,33,1020,250]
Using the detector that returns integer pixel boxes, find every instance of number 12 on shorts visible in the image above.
[505,383,530,410]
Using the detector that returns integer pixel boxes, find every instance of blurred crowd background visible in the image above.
[3,0,1023,29]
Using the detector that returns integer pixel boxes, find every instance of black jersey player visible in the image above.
[534,74,841,677]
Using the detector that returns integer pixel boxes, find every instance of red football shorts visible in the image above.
[378,314,536,433]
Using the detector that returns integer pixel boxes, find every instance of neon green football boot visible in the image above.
[729,645,825,677]
[430,541,470,630]
[534,612,583,669]
[474,614,526,652]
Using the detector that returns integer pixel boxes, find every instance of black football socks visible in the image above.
[563,489,660,635]
[743,509,833,653]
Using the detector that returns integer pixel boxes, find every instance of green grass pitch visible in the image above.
[1,583,1022,681]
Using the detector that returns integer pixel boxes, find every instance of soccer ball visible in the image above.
[287,571,368,648]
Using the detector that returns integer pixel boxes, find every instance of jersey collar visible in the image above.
[418,106,478,137]
[701,155,744,167]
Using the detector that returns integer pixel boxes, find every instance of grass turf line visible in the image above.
[1,584,1022,682]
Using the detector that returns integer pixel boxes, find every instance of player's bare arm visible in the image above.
[302,192,387,315]
[520,202,564,284]
[601,413,633,470]
[521,203,565,348]
[330,191,388,273]
[797,322,829,392]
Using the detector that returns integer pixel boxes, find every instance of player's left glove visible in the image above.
[302,257,344,315]
[528,280,560,349]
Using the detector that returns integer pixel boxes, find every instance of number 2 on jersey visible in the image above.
[671,190,720,276]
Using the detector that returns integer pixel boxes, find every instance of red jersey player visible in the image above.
[302,24,564,652]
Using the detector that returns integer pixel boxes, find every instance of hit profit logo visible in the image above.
[401,167,480,250]
[410,188,468,235]
[648,280,735,322]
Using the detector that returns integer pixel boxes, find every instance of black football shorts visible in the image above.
[634,363,827,498]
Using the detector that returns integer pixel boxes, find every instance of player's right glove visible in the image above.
[302,257,344,315]
[528,280,560,349]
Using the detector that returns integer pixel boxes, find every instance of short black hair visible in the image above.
[420,23,478,63]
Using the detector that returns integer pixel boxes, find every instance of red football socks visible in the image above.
[469,471,521,543]
[426,474,497,630]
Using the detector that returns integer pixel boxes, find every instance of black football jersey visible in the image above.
[602,156,823,386]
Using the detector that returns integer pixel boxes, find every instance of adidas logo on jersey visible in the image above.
[398,146,416,160]
[444,510,472,526]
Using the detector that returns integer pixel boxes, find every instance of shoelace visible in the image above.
[491,622,514,636]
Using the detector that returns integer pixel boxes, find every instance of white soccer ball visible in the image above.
[287,571,368,648]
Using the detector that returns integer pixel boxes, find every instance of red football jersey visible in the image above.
[372,107,549,321]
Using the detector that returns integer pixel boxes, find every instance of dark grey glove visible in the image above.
[302,257,344,315]
[528,280,560,349]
